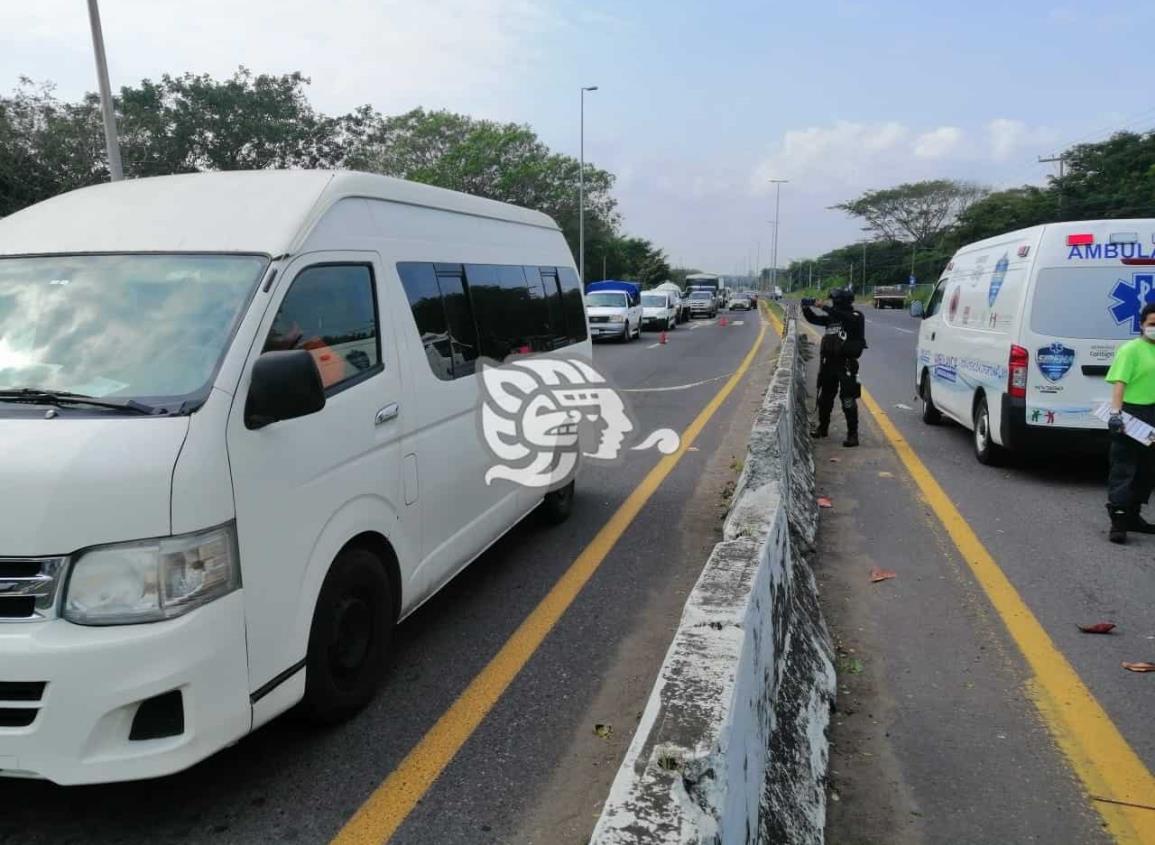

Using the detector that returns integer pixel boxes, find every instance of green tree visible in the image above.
[352,108,619,260]
[833,179,988,245]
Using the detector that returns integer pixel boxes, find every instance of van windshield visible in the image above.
[586,292,627,308]
[1031,267,1153,340]
[641,294,667,307]
[0,254,268,410]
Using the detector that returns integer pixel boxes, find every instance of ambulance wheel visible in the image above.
[973,395,1004,466]
[540,481,575,524]
[920,373,941,425]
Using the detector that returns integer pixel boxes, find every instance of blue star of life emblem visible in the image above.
[1109,273,1155,333]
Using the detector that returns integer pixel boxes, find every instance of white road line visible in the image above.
[646,343,661,349]
[619,373,734,393]
[730,320,745,325]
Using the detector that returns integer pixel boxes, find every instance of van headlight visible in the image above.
[64,525,240,625]
[607,314,626,323]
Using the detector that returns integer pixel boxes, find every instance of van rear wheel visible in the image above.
[973,395,1004,466]
[300,547,393,724]
[540,481,575,524]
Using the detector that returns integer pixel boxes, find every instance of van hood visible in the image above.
[0,415,190,556]
[586,305,627,316]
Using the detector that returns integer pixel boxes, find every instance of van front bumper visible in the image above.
[1000,395,1109,453]
[0,591,251,785]
[589,322,627,339]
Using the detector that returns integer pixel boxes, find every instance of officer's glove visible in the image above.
[1108,412,1125,435]
[800,298,816,307]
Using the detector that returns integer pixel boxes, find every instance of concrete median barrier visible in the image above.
[590,319,835,844]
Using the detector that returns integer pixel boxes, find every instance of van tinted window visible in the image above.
[397,262,454,380]
[558,267,589,343]
[398,261,585,379]
[264,264,381,392]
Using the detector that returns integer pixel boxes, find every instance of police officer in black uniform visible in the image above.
[801,288,867,447]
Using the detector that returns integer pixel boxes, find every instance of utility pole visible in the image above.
[87,0,123,181]
[1039,153,1067,216]
[769,179,788,292]
[861,227,871,297]
[808,261,813,289]
[579,85,598,284]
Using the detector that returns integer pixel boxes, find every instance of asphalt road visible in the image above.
[818,303,1154,843]
[0,308,777,845]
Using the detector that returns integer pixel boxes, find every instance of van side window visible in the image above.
[263,264,381,392]
[557,266,589,343]
[925,281,947,318]
[397,262,454,381]
[398,261,586,380]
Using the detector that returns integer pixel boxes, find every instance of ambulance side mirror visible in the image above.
[910,300,925,318]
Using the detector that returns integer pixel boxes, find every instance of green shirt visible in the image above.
[1106,338,1155,405]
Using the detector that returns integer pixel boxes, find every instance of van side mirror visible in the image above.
[910,300,925,318]
[245,350,326,430]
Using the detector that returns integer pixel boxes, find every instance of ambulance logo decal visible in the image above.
[1109,273,1155,334]
[1036,342,1076,383]
[988,254,1008,307]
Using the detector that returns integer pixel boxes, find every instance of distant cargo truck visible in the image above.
[873,285,907,309]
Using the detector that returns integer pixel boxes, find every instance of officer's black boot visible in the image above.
[1107,505,1129,544]
[810,414,829,438]
[842,400,859,448]
[1128,507,1155,534]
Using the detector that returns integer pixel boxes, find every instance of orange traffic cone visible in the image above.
[719,315,729,327]
[659,330,668,345]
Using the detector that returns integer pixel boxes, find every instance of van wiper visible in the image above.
[0,388,160,415]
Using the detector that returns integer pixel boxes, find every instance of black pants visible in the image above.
[1107,403,1155,509]
[817,356,860,434]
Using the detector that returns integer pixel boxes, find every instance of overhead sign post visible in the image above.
[908,274,917,287]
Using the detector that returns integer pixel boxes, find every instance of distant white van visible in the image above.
[915,219,1155,463]
[0,170,589,784]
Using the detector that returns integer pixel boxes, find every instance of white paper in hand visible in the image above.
[1093,403,1155,446]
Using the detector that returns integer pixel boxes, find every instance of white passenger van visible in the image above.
[0,171,589,784]
[915,219,1155,463]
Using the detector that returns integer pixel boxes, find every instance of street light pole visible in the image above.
[579,85,598,285]
[87,0,123,181]
[860,226,871,298]
[769,179,788,292]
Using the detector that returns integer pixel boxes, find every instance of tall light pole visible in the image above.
[87,0,123,181]
[860,226,871,297]
[769,179,788,292]
[579,85,598,284]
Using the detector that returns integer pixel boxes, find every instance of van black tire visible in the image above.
[920,373,941,425]
[540,481,575,524]
[973,395,1004,466]
[300,547,394,724]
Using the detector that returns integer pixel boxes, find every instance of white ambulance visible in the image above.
[915,220,1155,464]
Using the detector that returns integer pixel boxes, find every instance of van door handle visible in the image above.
[375,403,400,425]
[931,332,936,341]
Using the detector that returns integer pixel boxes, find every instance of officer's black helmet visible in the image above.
[831,288,855,307]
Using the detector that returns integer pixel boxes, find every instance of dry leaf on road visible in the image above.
[1122,662,1155,673]
[870,567,897,583]
[594,723,614,738]
[1078,623,1117,634]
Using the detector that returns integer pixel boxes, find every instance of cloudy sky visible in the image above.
[2,0,1152,272]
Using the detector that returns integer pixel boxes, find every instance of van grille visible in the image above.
[589,315,610,324]
[0,558,66,622]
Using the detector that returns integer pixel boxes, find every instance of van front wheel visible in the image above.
[300,547,394,724]
[973,395,1004,466]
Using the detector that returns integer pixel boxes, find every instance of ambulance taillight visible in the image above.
[1009,345,1029,399]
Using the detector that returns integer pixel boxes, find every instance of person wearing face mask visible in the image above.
[1104,302,1155,543]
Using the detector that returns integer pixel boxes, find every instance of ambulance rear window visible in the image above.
[1030,267,1152,340]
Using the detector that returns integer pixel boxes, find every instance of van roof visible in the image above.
[0,170,560,257]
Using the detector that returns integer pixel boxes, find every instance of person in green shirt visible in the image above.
[1105,302,1155,543]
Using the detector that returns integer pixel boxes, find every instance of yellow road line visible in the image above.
[857,388,1155,843]
[331,320,771,845]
